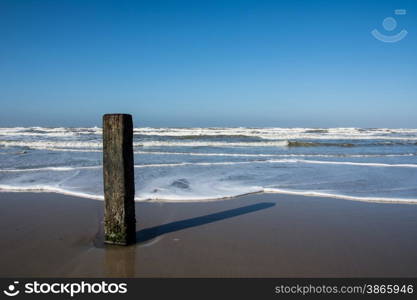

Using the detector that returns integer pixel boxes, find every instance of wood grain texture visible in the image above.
[103,114,136,245]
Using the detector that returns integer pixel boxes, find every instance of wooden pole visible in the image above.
[103,114,136,245]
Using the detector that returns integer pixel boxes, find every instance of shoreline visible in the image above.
[1,191,417,277]
[2,188,417,205]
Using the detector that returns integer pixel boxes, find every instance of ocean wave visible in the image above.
[0,140,102,150]
[2,126,417,141]
[2,138,416,152]
[131,127,417,140]
[262,188,417,204]
[135,150,416,158]
[0,166,101,172]
[0,127,102,137]
[287,140,417,147]
[1,159,416,173]
[1,185,416,204]
[287,141,355,147]
[137,140,417,148]
[140,134,261,140]
[135,140,290,147]
[0,185,104,200]
[0,139,290,150]
[1,126,417,204]
[295,160,417,168]
[134,159,417,169]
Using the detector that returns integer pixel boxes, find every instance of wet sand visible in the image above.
[1,191,417,277]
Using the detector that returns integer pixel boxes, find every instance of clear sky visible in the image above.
[1,0,416,128]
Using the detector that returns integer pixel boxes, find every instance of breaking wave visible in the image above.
[1,126,417,203]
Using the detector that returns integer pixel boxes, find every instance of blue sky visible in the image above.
[0,0,416,127]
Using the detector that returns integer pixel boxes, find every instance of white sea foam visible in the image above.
[0,140,102,150]
[1,139,414,152]
[0,184,104,200]
[0,126,101,135]
[0,139,289,150]
[2,126,417,152]
[131,127,417,140]
[263,188,417,204]
[2,184,416,204]
[296,160,417,168]
[135,150,416,158]
[1,158,416,173]
[135,140,290,147]
[2,126,417,140]
[1,126,417,204]
[0,166,101,172]
[134,159,417,169]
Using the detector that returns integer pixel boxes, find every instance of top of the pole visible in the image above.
[103,113,132,118]
[102,114,133,127]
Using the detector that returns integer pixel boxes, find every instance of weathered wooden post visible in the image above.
[103,114,136,245]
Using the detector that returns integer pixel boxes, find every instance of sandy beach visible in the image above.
[1,191,417,277]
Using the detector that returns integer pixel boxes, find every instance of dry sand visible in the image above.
[1,192,417,277]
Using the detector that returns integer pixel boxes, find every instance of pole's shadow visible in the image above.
[136,202,275,243]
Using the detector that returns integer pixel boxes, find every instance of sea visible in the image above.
[1,127,417,203]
